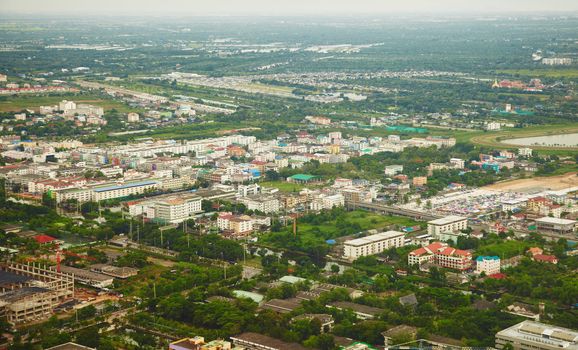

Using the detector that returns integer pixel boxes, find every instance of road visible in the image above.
[345,200,441,221]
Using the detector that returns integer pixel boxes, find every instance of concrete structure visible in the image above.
[127,112,140,123]
[384,165,404,176]
[427,216,468,239]
[535,217,577,233]
[495,320,578,350]
[58,266,113,289]
[343,231,405,261]
[0,263,74,325]
[475,256,501,275]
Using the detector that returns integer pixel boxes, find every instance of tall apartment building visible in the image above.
[343,231,405,261]
[126,193,202,224]
[495,321,578,350]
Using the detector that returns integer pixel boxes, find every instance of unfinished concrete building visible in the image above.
[0,263,74,325]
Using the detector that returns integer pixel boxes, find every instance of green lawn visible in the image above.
[476,240,531,259]
[260,181,306,193]
[0,93,138,113]
[261,210,420,249]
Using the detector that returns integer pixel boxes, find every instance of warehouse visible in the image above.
[535,217,577,233]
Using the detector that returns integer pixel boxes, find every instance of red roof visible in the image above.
[33,235,56,244]
[488,273,507,279]
[410,247,428,256]
[533,254,558,263]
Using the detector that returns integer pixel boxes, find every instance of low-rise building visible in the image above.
[343,231,405,261]
[231,332,307,350]
[535,217,577,233]
[475,256,501,275]
[408,242,472,271]
[495,320,578,350]
[427,215,468,239]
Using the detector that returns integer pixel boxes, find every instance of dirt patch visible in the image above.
[483,172,578,192]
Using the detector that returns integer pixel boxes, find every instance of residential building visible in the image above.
[408,242,472,271]
[239,196,280,213]
[427,216,468,239]
[343,231,405,261]
[475,256,501,275]
[518,148,533,157]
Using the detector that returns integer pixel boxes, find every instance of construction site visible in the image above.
[0,263,74,325]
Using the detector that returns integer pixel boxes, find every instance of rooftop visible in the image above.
[428,215,467,226]
[345,231,405,247]
[497,320,578,350]
[535,217,577,225]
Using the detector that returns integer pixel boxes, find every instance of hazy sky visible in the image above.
[2,0,578,16]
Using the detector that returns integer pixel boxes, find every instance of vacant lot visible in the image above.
[484,172,578,192]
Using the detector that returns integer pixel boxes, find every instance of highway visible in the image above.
[345,200,441,221]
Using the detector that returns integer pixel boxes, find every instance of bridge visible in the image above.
[345,200,441,221]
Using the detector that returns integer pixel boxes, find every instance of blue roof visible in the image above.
[93,180,157,193]
[476,256,500,262]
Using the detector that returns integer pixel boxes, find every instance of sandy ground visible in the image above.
[483,172,578,192]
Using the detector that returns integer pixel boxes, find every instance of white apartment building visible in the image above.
[450,158,465,169]
[311,193,345,211]
[343,231,405,261]
[152,196,202,224]
[54,180,159,203]
[427,215,468,238]
[475,256,501,275]
[239,196,280,214]
[485,122,501,131]
[518,148,533,157]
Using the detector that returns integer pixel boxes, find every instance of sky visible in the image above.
[1,0,578,16]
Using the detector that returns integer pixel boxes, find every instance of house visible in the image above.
[328,301,384,320]
[532,254,558,264]
[399,293,418,308]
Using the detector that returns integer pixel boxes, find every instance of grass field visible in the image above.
[261,210,419,249]
[496,68,578,79]
[0,94,138,113]
[260,180,306,193]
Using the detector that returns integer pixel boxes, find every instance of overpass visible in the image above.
[345,200,441,221]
